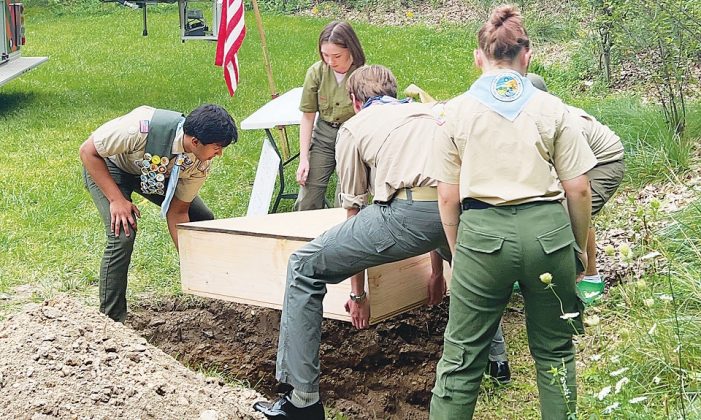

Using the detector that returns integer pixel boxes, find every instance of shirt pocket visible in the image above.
[318,94,331,114]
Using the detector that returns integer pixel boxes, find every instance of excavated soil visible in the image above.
[0,297,265,420]
[129,297,467,419]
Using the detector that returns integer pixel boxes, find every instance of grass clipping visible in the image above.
[0,296,264,419]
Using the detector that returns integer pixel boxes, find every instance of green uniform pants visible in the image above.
[294,119,340,211]
[276,198,506,393]
[82,160,213,322]
[430,202,584,420]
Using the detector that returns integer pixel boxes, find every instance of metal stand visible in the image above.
[263,128,299,213]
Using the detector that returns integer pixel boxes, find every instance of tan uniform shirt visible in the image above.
[336,102,442,209]
[430,91,597,205]
[568,105,624,164]
[299,60,357,124]
[91,106,211,203]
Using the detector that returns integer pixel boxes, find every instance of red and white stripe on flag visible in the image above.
[215,0,246,96]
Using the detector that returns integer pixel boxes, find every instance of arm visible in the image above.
[561,175,592,272]
[437,182,461,257]
[79,137,140,237]
[296,112,316,186]
[343,206,370,329]
[427,250,447,305]
[165,197,191,251]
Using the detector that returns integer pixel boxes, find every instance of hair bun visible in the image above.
[491,5,518,27]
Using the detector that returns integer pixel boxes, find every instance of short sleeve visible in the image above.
[91,111,147,157]
[552,109,597,181]
[335,126,369,209]
[427,103,462,184]
[299,62,321,113]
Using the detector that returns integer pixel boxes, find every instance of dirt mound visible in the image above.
[128,296,462,419]
[0,297,265,420]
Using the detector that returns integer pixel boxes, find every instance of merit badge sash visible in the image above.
[467,70,535,122]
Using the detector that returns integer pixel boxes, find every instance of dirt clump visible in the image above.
[0,297,265,420]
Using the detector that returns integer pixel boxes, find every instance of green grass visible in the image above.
[2,3,701,419]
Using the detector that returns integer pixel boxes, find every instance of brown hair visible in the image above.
[318,21,366,67]
[477,5,530,63]
[346,65,397,103]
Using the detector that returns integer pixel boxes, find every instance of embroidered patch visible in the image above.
[139,120,150,133]
[490,72,523,102]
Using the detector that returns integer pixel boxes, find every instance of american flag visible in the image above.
[215,0,246,96]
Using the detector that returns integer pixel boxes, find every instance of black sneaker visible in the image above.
[487,360,512,385]
[253,394,325,420]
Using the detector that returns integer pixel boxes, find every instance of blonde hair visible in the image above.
[346,65,398,104]
[478,5,530,63]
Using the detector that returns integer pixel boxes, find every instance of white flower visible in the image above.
[610,367,629,377]
[560,312,580,320]
[653,376,661,385]
[674,344,681,353]
[584,315,600,326]
[641,251,661,260]
[629,396,648,404]
[597,385,612,400]
[611,355,620,364]
[658,294,673,302]
[636,279,648,288]
[643,298,655,307]
[540,272,553,285]
[615,377,629,393]
[603,244,615,256]
[591,354,602,362]
[648,323,657,335]
[603,402,620,414]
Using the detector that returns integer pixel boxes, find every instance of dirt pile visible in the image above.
[0,297,265,420]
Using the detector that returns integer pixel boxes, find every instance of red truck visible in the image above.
[0,1,47,88]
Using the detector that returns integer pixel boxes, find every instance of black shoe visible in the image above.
[487,360,512,385]
[253,394,325,420]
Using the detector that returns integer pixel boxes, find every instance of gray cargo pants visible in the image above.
[275,197,506,393]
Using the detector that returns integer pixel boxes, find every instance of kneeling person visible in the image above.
[79,104,237,322]
[253,65,509,420]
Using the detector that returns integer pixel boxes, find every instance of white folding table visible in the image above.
[240,87,303,213]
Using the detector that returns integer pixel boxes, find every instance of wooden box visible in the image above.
[178,208,450,324]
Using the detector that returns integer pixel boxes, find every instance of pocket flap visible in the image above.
[460,228,504,254]
[537,224,575,255]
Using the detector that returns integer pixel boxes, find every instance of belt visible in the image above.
[461,198,494,210]
[394,187,438,201]
[462,198,554,211]
[321,119,342,129]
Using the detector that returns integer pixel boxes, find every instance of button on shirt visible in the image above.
[90,106,211,203]
[429,91,597,205]
[299,61,357,124]
[335,102,442,209]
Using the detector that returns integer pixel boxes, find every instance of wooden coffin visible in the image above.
[178,208,450,324]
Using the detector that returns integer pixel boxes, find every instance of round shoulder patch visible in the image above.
[127,126,138,135]
[490,72,523,102]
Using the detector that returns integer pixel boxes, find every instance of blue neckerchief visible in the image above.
[467,71,535,121]
[362,95,412,109]
[160,117,187,218]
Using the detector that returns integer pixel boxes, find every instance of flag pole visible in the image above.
[249,0,291,160]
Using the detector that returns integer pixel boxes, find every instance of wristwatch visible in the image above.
[349,290,367,303]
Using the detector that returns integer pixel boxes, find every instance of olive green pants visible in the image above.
[430,202,584,420]
[82,160,213,322]
[294,119,340,211]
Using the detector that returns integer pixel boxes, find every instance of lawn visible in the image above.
[1,3,699,419]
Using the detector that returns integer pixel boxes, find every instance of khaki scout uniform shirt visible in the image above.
[335,102,441,209]
[430,91,597,205]
[299,61,357,125]
[568,105,624,164]
[91,106,211,203]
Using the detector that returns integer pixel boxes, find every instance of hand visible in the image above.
[576,250,588,276]
[296,158,310,186]
[427,272,447,305]
[110,198,140,237]
[344,298,370,329]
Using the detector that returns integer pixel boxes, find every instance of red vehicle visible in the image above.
[0,1,47,88]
